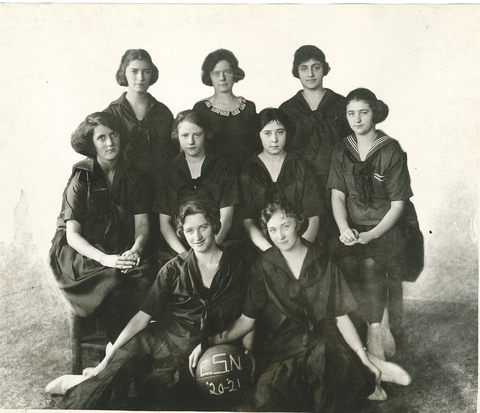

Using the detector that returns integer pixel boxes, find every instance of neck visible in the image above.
[280,237,306,260]
[126,89,148,104]
[259,149,287,163]
[97,157,118,173]
[185,152,206,164]
[356,128,377,145]
[195,243,222,263]
[212,90,236,102]
[303,85,325,98]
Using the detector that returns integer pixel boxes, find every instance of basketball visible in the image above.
[195,344,253,398]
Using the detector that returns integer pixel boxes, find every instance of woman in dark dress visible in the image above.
[279,45,351,242]
[240,108,322,253]
[191,202,411,412]
[49,112,156,342]
[59,198,250,410]
[157,110,239,256]
[328,88,421,360]
[193,49,260,167]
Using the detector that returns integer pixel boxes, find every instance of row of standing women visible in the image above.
[48,45,422,411]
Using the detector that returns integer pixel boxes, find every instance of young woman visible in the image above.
[156,110,239,256]
[328,88,420,360]
[280,45,351,241]
[59,199,250,410]
[49,112,156,342]
[105,49,175,178]
[240,108,322,252]
[193,49,260,167]
[191,202,411,411]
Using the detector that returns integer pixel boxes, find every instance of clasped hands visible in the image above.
[101,249,141,272]
[339,228,374,246]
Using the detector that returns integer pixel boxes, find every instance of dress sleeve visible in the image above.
[219,160,240,208]
[153,169,173,215]
[63,172,88,224]
[384,148,413,201]
[239,163,257,221]
[302,162,324,218]
[326,259,358,317]
[133,172,154,215]
[326,144,348,194]
[242,260,268,319]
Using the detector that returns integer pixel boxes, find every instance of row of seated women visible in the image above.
[48,44,422,411]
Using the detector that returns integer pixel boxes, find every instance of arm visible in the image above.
[66,220,137,270]
[215,206,234,245]
[331,189,358,245]
[190,314,256,370]
[357,200,405,244]
[336,314,381,384]
[122,213,149,265]
[159,213,187,254]
[91,311,152,376]
[302,216,319,243]
[243,219,272,251]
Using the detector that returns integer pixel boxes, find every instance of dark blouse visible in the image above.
[141,248,250,347]
[193,97,260,166]
[56,157,152,253]
[154,152,239,219]
[243,241,357,364]
[327,131,413,226]
[105,92,175,178]
[239,152,323,223]
[279,89,350,194]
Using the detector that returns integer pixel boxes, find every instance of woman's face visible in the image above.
[259,120,287,156]
[92,124,121,162]
[183,213,215,254]
[178,121,206,158]
[266,211,300,252]
[125,59,152,93]
[210,60,234,93]
[298,59,324,91]
[346,100,375,136]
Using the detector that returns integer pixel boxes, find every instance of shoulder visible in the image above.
[148,94,173,118]
[240,97,256,111]
[279,91,303,112]
[376,132,407,157]
[193,98,210,110]
[105,93,127,111]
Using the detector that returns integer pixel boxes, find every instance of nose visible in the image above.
[219,71,226,80]
[187,135,195,145]
[278,229,285,240]
[307,67,314,77]
[105,136,113,146]
[194,229,203,241]
[271,133,279,143]
[354,113,361,123]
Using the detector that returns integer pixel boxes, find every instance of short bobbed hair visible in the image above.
[71,112,125,158]
[346,88,389,124]
[115,49,159,87]
[255,108,296,149]
[175,198,222,240]
[292,45,331,78]
[260,201,308,241]
[201,49,245,87]
[171,110,214,143]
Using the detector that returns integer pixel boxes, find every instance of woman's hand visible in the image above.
[364,357,382,385]
[101,254,137,271]
[339,228,359,246]
[188,344,203,377]
[357,231,375,245]
[84,343,113,379]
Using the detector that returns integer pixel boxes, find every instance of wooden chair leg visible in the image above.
[69,311,83,374]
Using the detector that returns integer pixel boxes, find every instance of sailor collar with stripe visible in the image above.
[203,96,247,117]
[344,130,392,162]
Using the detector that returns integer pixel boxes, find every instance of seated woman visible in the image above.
[193,48,260,167]
[240,108,323,253]
[156,110,239,256]
[328,88,421,360]
[191,202,411,412]
[49,112,157,342]
[59,198,250,410]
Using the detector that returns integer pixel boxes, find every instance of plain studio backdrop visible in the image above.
[0,4,478,303]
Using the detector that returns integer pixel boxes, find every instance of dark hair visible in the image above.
[345,88,389,124]
[175,198,222,240]
[171,110,214,143]
[115,49,159,87]
[71,112,125,157]
[255,108,296,149]
[292,45,331,78]
[201,49,245,87]
[260,201,308,241]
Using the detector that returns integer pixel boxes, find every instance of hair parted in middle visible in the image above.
[171,110,214,143]
[175,197,222,240]
[115,49,159,87]
[345,88,389,124]
[292,45,331,78]
[70,111,126,158]
[260,201,308,241]
[255,108,296,149]
[201,49,245,87]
